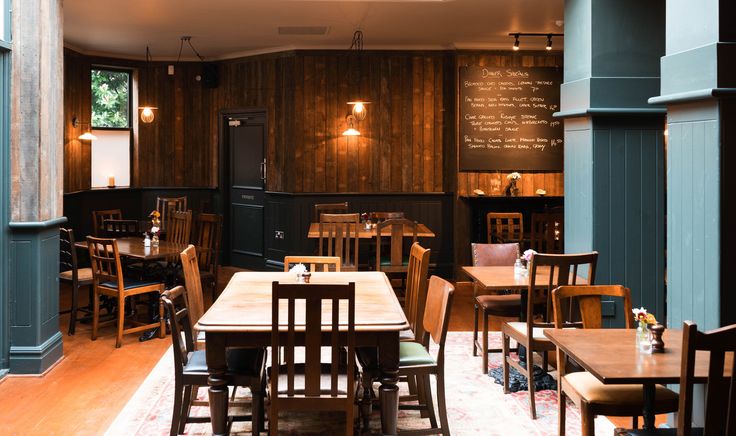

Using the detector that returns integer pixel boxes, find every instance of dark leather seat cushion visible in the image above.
[184,347,265,377]
[620,429,699,436]
[99,278,161,290]
[475,294,521,316]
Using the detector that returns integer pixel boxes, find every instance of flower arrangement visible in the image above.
[148,210,161,246]
[505,172,522,196]
[632,307,658,352]
[289,263,307,275]
[632,307,657,328]
[506,172,522,181]
[522,249,537,263]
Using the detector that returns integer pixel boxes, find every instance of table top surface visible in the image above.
[307,222,435,239]
[462,265,588,290]
[75,236,187,261]
[197,271,410,333]
[544,328,733,384]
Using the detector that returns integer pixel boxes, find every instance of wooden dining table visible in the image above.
[544,328,734,430]
[74,236,188,261]
[307,222,435,239]
[196,271,411,435]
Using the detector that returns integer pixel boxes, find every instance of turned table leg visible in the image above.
[379,332,400,435]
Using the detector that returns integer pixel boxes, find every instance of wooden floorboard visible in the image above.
[0,268,667,434]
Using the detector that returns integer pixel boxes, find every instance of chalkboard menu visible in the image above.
[459,66,563,171]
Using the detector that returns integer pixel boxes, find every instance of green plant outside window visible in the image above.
[91,69,130,128]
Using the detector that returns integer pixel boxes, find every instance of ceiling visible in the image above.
[63,0,564,61]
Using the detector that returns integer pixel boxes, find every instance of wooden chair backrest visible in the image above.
[526,252,598,338]
[167,210,192,245]
[156,196,187,231]
[59,228,78,276]
[404,243,431,343]
[161,286,195,372]
[313,202,348,222]
[486,212,524,244]
[271,281,356,401]
[530,212,564,253]
[369,211,405,222]
[552,285,632,330]
[678,321,736,436]
[471,242,520,266]
[102,219,140,238]
[192,213,223,275]
[375,218,418,270]
[86,236,123,290]
[180,245,204,336]
[318,213,360,269]
[421,276,455,366]
[92,209,123,237]
[283,256,341,272]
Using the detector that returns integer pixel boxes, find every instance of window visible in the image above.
[90,68,132,187]
[91,68,130,128]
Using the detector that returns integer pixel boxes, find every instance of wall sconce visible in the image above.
[348,101,369,121]
[72,116,97,141]
[139,106,157,123]
[342,115,361,136]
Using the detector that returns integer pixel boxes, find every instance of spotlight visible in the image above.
[513,34,520,51]
[546,34,553,51]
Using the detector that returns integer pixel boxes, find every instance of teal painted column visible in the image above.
[649,0,736,330]
[7,0,65,374]
[559,0,666,326]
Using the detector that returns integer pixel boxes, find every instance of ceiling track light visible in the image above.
[509,32,563,52]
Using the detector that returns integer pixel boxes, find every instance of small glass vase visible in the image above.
[152,234,159,247]
[636,323,652,353]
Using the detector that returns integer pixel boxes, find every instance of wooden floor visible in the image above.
[0,272,661,434]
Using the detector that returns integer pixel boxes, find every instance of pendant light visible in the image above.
[347,30,370,120]
[139,46,158,123]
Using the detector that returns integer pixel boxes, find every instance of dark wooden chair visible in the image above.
[269,281,357,435]
[283,255,341,272]
[622,321,736,436]
[501,251,598,419]
[166,210,192,245]
[531,212,564,253]
[313,201,348,222]
[157,196,187,232]
[396,275,455,436]
[487,212,524,244]
[59,228,94,335]
[92,209,123,237]
[162,286,266,436]
[402,242,431,344]
[375,218,418,273]
[369,211,405,222]
[102,219,140,238]
[318,213,360,271]
[87,236,166,348]
[191,213,223,299]
[552,285,678,436]
[180,245,206,347]
[471,242,521,373]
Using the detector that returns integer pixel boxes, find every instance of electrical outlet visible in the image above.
[275,230,285,240]
[167,65,175,75]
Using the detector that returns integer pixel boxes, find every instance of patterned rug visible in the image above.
[105,332,616,435]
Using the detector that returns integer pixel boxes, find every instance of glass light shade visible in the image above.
[140,107,156,123]
[342,127,361,136]
[79,131,98,141]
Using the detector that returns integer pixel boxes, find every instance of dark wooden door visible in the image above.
[227,111,266,269]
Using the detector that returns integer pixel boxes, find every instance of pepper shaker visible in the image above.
[650,323,665,353]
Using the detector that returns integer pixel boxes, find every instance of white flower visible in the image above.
[632,307,648,322]
[150,226,160,234]
[522,249,537,262]
[289,263,307,275]
[507,172,522,180]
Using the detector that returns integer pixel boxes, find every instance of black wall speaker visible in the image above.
[201,63,219,88]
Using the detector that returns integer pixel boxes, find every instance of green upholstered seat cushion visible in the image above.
[399,341,435,366]
[380,256,410,266]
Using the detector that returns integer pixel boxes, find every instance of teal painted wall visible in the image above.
[564,117,595,256]
[666,101,720,330]
[592,117,666,325]
[666,0,719,55]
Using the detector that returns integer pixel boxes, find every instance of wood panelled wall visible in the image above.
[455,53,564,197]
[64,49,448,193]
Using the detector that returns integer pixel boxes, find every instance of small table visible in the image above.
[75,236,187,261]
[196,271,410,435]
[307,222,435,239]
[543,328,733,429]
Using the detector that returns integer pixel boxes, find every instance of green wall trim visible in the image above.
[648,88,736,105]
[8,331,63,374]
[555,108,666,118]
[8,216,67,230]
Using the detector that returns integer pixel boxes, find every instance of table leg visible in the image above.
[642,383,656,430]
[379,332,400,435]
[207,334,230,436]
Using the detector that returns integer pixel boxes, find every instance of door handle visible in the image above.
[260,160,267,182]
